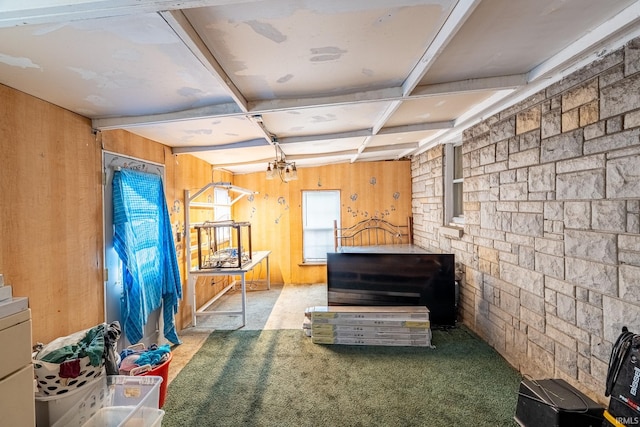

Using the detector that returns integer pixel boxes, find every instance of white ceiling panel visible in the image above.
[420,0,640,85]
[185,0,455,99]
[0,12,233,118]
[0,0,638,173]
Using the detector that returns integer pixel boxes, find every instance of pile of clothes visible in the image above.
[118,343,171,375]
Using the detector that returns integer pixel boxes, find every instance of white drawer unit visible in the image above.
[0,308,35,427]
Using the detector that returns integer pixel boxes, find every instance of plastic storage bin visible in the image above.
[36,375,107,427]
[82,406,165,427]
[139,352,171,408]
[53,375,163,427]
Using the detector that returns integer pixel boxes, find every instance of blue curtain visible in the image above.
[112,168,182,345]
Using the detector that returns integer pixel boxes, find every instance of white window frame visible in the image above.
[444,142,464,226]
[302,190,340,263]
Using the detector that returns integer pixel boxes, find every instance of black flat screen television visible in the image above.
[326,252,456,326]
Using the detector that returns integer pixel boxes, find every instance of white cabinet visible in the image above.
[0,308,35,426]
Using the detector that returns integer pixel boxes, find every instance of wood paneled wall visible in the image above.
[233,160,412,285]
[1,84,103,344]
[1,82,411,342]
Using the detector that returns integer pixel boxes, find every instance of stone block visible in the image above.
[563,79,599,111]
[562,109,580,132]
[584,128,640,155]
[588,291,603,307]
[517,168,528,182]
[620,264,640,304]
[607,154,640,198]
[628,213,640,234]
[620,234,640,251]
[521,289,545,314]
[565,230,617,263]
[576,287,589,302]
[618,250,640,266]
[555,292,575,324]
[521,305,545,331]
[528,163,555,192]
[541,129,583,163]
[625,110,640,129]
[496,140,509,162]
[520,131,541,151]
[512,213,544,237]
[603,296,640,343]
[607,116,623,134]
[542,109,562,139]
[565,257,618,295]
[547,314,589,343]
[535,251,564,278]
[584,120,606,140]
[601,73,640,119]
[508,148,540,169]
[500,182,528,201]
[592,200,626,232]
[564,201,591,229]
[478,246,499,264]
[580,100,599,127]
[556,153,605,174]
[528,327,555,353]
[625,37,640,75]
[517,106,541,135]
[518,245,535,269]
[479,144,496,166]
[500,261,544,296]
[544,202,564,221]
[556,170,605,200]
[555,342,578,378]
[600,63,625,88]
[527,342,555,376]
[578,340,591,358]
[535,237,564,256]
[491,117,516,143]
[576,301,603,336]
[519,201,544,213]
[545,277,576,297]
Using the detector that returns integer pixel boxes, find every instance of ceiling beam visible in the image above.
[276,129,372,145]
[364,142,419,153]
[160,10,248,113]
[248,87,403,113]
[172,138,268,154]
[0,0,259,28]
[93,74,512,131]
[377,120,454,135]
[411,74,527,97]
[402,0,483,96]
[92,103,244,130]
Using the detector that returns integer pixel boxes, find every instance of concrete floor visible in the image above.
[167,283,327,384]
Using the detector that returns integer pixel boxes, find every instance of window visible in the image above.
[214,187,231,244]
[444,143,464,225]
[302,190,340,263]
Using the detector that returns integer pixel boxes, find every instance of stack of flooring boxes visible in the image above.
[304,306,432,347]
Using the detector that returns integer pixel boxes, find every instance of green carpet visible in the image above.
[162,327,522,427]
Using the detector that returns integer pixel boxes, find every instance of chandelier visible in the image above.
[266,144,297,182]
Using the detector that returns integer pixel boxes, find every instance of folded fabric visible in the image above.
[134,344,171,367]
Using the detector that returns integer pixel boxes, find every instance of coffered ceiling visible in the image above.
[1,0,639,174]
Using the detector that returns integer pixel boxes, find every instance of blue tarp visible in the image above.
[112,169,182,345]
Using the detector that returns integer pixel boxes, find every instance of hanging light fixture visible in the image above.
[266,144,297,182]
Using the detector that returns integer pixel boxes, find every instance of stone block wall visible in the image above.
[411,37,640,402]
